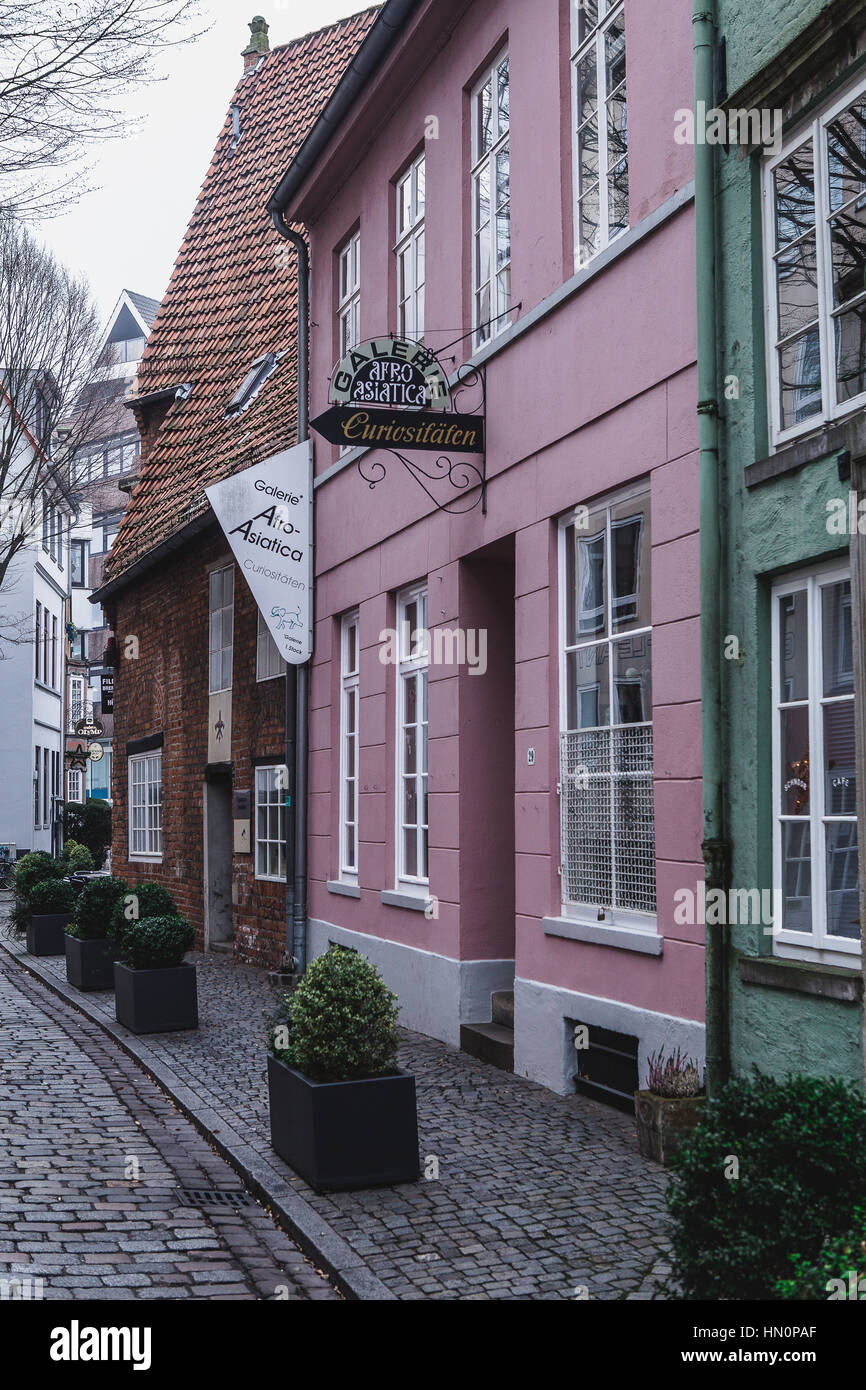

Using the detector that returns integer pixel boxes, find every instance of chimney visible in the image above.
[242,15,269,70]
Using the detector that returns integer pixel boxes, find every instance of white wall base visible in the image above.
[307,918,514,1047]
[513,976,705,1096]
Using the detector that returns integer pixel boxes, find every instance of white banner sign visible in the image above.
[206,441,313,665]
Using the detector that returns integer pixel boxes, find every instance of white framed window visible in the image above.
[396,154,426,341]
[255,765,286,881]
[772,564,859,963]
[764,75,866,445]
[42,745,49,827]
[69,674,86,730]
[256,610,285,681]
[471,48,511,347]
[34,747,40,827]
[558,486,654,925]
[129,752,162,858]
[396,584,428,886]
[571,0,628,267]
[339,611,360,881]
[208,564,234,694]
[338,230,361,358]
[34,600,41,681]
[67,768,83,803]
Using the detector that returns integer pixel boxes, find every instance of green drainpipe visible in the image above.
[694,1,730,1097]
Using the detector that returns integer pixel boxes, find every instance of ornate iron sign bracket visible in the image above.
[356,363,487,515]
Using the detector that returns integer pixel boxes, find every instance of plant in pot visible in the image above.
[634,1047,705,1166]
[266,944,420,1191]
[65,875,128,992]
[25,877,77,956]
[114,914,197,1034]
[8,852,60,940]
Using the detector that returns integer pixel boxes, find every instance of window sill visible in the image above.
[747,423,846,487]
[738,954,862,1002]
[328,879,360,899]
[543,914,663,955]
[129,854,163,864]
[381,889,429,913]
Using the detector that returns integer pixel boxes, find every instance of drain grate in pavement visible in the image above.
[175,1187,255,1209]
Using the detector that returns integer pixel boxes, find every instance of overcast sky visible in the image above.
[38,1,374,328]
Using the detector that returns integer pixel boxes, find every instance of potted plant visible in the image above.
[8,852,60,940]
[266,944,420,1191]
[114,914,197,1033]
[26,877,77,956]
[634,1047,706,1166]
[65,875,128,991]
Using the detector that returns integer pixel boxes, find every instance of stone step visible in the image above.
[491,990,514,1028]
[208,940,234,955]
[460,1021,514,1073]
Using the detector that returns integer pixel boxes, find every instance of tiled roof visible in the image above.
[104,8,378,584]
[124,291,161,330]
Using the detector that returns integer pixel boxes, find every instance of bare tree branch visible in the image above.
[0,0,205,216]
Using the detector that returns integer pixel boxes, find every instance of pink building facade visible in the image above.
[276,0,704,1094]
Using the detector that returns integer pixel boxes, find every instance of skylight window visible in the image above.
[225,352,278,418]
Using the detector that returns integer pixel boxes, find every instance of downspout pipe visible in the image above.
[270,210,310,973]
[694,1,730,1096]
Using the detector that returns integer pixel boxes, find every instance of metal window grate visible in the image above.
[560,725,656,913]
[175,1188,255,1209]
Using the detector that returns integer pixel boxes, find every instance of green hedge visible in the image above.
[268,944,400,1084]
[68,876,129,941]
[665,1071,866,1300]
[116,915,194,970]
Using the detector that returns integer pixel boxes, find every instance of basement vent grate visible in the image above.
[175,1187,255,1209]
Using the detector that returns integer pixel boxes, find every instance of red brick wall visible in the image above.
[108,526,290,967]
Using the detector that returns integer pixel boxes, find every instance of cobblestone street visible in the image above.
[1,931,672,1300]
[0,952,338,1300]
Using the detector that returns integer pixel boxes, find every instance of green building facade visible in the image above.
[700,0,865,1088]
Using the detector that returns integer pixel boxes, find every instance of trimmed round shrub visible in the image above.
[269,944,400,1084]
[28,878,76,915]
[111,882,178,937]
[69,875,129,941]
[117,915,194,970]
[665,1071,866,1300]
[62,839,94,873]
[13,852,62,902]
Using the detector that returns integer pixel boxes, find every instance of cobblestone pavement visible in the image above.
[0,953,339,1300]
[1,932,672,1300]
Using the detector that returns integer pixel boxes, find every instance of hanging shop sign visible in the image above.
[206,441,314,665]
[329,337,450,410]
[88,742,104,762]
[311,405,485,454]
[74,718,104,739]
[100,673,115,713]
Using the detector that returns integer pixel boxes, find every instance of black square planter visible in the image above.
[267,1053,420,1192]
[65,934,116,991]
[26,913,70,956]
[114,961,198,1034]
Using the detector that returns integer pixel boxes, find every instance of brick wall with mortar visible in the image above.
[107,526,289,968]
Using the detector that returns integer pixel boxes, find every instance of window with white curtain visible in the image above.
[772,565,859,962]
[129,752,162,858]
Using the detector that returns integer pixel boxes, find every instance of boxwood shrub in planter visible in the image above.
[8,852,61,939]
[266,944,419,1191]
[26,878,77,956]
[65,875,128,992]
[663,1071,866,1300]
[634,1047,705,1166]
[114,915,197,1034]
